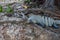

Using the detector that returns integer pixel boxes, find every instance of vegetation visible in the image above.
[0,5,3,12]
[6,5,13,13]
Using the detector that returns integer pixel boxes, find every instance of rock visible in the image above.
[0,34,4,40]
[8,17,23,22]
[0,13,5,16]
[0,16,23,22]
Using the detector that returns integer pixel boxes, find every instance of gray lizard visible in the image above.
[27,15,60,29]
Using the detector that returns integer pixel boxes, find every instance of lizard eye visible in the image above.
[27,19,32,23]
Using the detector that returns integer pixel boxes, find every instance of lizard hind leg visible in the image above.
[36,23,46,28]
[52,24,59,29]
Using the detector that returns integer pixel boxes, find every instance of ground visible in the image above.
[0,2,60,40]
[0,20,60,40]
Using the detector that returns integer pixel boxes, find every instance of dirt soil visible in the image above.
[0,21,60,40]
